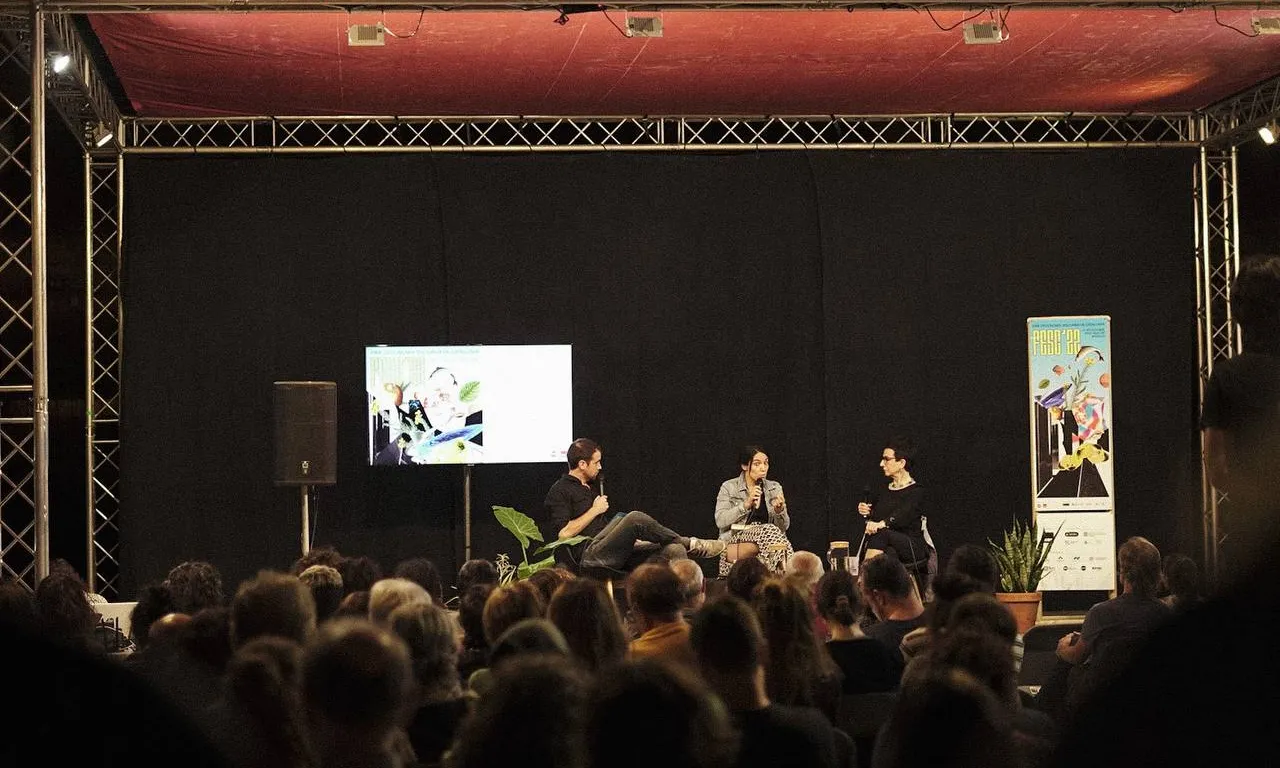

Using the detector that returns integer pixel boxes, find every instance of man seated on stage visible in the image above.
[544,438,725,573]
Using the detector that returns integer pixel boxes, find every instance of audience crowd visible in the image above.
[2,255,1277,767]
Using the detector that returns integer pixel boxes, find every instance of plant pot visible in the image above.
[996,591,1042,634]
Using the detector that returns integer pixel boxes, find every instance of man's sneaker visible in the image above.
[687,537,727,559]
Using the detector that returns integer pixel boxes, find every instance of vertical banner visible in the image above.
[1028,316,1116,591]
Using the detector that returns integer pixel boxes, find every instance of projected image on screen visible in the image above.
[367,345,571,465]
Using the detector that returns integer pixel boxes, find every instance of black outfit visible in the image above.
[865,483,929,565]
[544,473,688,571]
[863,614,926,672]
[545,473,607,566]
[732,704,839,768]
[826,638,900,693]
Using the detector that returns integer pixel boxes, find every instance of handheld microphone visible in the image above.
[597,471,605,497]
[860,486,872,505]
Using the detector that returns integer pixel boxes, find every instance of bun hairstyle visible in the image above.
[816,570,862,627]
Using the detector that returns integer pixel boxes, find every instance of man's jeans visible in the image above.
[580,511,688,571]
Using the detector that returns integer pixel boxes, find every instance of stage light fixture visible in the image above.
[1260,122,1278,146]
[50,53,71,74]
[92,122,114,148]
[963,21,1005,45]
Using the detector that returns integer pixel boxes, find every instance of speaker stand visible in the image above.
[299,485,312,556]
[463,465,473,562]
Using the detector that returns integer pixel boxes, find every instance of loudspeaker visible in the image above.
[274,381,337,486]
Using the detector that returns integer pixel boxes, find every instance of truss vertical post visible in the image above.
[85,148,121,598]
[30,3,49,586]
[1194,146,1240,581]
[0,14,39,588]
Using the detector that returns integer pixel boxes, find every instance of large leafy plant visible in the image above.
[987,518,1063,593]
[492,505,588,584]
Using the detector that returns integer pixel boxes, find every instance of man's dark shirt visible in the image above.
[864,613,926,672]
[544,473,603,564]
[1201,350,1280,479]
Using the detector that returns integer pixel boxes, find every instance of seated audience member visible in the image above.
[368,577,431,626]
[290,545,344,577]
[901,545,1025,671]
[166,560,226,614]
[785,551,830,645]
[456,559,500,595]
[785,551,825,592]
[816,570,898,693]
[1160,553,1203,613]
[457,583,495,682]
[394,557,445,604]
[338,556,384,596]
[231,571,317,648]
[482,581,545,645]
[35,571,99,650]
[873,669,1020,768]
[4,617,232,768]
[185,606,236,673]
[448,654,590,768]
[859,554,926,672]
[0,579,39,635]
[899,572,990,665]
[526,567,573,609]
[334,590,370,619]
[726,556,769,602]
[670,558,707,619]
[628,564,697,670]
[715,446,795,576]
[755,578,842,722]
[1056,536,1171,713]
[389,601,469,766]
[907,608,1055,765]
[690,597,839,768]
[587,660,738,768]
[128,583,176,650]
[299,565,344,623]
[302,619,414,768]
[469,620,573,697]
[547,578,628,673]
[213,636,312,768]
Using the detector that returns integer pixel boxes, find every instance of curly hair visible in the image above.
[165,561,225,614]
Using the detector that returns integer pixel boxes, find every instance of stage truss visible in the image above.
[0,9,1274,592]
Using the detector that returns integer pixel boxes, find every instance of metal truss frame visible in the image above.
[1202,73,1280,149]
[0,2,1265,594]
[85,151,121,598]
[125,113,1201,153]
[1194,148,1239,580]
[0,7,48,591]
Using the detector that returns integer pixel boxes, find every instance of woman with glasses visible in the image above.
[858,436,930,566]
[714,446,794,576]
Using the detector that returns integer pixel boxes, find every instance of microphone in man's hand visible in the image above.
[597,471,605,496]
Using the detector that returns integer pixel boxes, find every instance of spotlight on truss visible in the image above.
[92,122,114,148]
[1260,122,1278,146]
[51,53,72,74]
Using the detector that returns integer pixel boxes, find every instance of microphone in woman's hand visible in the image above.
[860,486,872,505]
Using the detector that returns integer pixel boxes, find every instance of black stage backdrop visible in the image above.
[120,150,1198,597]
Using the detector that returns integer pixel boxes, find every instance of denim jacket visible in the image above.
[715,475,790,541]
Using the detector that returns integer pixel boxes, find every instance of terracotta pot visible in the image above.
[996,591,1042,634]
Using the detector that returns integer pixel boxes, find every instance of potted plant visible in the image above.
[492,505,588,584]
[987,518,1062,634]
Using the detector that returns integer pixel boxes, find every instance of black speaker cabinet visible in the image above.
[274,381,337,486]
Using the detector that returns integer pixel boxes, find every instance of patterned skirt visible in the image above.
[717,523,794,577]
